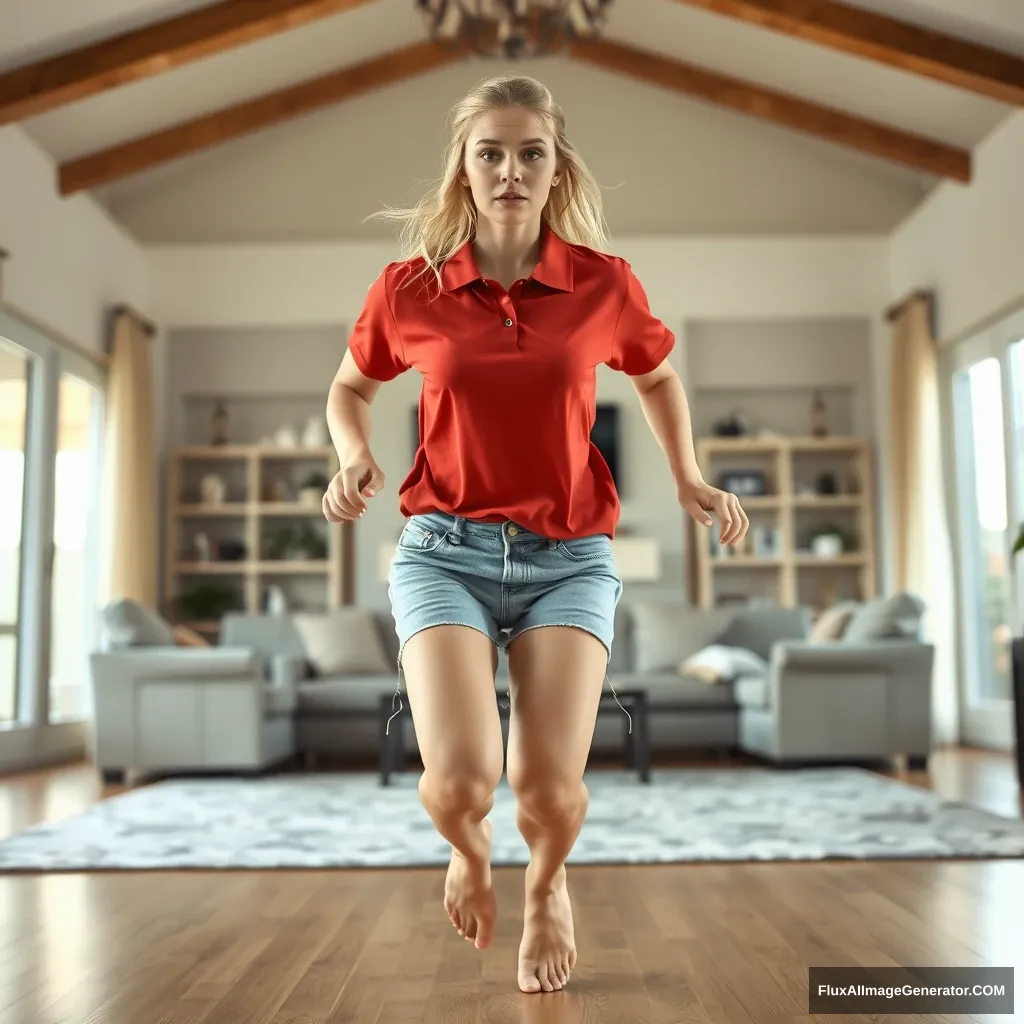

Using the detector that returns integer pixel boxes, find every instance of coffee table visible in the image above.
[378,687,650,785]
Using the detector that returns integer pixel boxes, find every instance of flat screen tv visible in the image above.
[411,402,621,491]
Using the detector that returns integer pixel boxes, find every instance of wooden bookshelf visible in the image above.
[164,444,354,636]
[690,435,877,612]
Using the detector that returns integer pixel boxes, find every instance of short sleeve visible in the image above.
[606,260,675,375]
[346,266,409,381]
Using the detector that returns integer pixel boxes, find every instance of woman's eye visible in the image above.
[524,149,543,160]
[480,150,499,161]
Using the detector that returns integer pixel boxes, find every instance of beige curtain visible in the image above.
[102,309,158,608]
[888,293,958,744]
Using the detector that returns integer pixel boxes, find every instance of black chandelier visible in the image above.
[416,0,614,59]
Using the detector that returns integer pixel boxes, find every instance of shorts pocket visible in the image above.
[398,519,448,552]
[556,535,613,562]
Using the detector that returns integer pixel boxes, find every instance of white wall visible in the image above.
[0,127,149,353]
[150,236,891,609]
[885,110,1024,750]
[890,111,1024,344]
[0,126,150,772]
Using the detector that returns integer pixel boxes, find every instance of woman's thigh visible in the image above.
[505,625,609,790]
[388,516,504,779]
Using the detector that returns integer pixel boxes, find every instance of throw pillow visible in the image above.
[173,624,211,647]
[680,644,769,685]
[101,598,175,647]
[292,607,391,676]
[808,600,859,643]
[843,591,925,643]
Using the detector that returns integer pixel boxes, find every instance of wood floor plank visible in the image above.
[0,749,1019,1022]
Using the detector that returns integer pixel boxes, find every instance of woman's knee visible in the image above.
[508,770,588,824]
[419,763,501,816]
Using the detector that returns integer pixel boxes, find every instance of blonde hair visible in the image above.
[371,73,609,290]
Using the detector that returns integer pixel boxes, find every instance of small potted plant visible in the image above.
[298,470,330,507]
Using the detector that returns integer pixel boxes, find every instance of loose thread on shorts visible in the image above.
[607,674,632,734]
[386,655,405,736]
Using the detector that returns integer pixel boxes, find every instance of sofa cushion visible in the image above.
[292,608,392,676]
[101,598,175,648]
[296,675,400,713]
[809,600,859,642]
[714,606,811,660]
[628,601,737,673]
[843,592,925,643]
[681,644,769,685]
[608,672,739,706]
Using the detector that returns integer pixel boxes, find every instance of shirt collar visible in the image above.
[441,221,574,293]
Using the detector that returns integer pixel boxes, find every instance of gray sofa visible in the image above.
[88,592,935,783]
[217,591,934,769]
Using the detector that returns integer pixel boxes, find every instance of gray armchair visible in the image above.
[90,600,298,783]
[736,593,935,767]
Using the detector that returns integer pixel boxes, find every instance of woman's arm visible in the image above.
[630,360,748,546]
[323,350,386,522]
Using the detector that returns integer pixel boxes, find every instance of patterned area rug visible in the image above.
[1,767,1022,871]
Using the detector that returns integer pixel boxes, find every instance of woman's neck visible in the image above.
[472,218,543,289]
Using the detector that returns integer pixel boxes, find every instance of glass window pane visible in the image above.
[954,356,1012,704]
[0,344,29,723]
[49,374,104,722]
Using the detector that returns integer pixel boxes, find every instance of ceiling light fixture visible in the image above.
[416,0,614,60]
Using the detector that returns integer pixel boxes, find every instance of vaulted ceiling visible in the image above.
[2,0,1022,241]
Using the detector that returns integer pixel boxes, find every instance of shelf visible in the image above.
[693,433,876,609]
[792,495,865,508]
[794,554,868,567]
[709,556,783,568]
[256,560,331,574]
[257,502,324,515]
[173,444,334,460]
[176,503,249,516]
[175,561,248,574]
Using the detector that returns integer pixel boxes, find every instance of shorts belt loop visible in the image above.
[450,515,465,544]
[548,538,557,550]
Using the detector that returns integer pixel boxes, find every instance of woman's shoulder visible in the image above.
[561,240,630,280]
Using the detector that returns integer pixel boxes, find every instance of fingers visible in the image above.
[717,492,749,546]
[322,460,385,522]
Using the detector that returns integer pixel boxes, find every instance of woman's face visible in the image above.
[461,107,560,228]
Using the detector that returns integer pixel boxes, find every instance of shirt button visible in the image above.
[504,318,513,327]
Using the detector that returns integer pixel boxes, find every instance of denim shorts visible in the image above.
[386,511,623,703]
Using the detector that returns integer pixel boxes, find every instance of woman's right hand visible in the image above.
[323,449,385,522]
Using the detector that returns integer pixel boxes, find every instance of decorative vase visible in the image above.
[301,416,327,447]
[199,474,227,505]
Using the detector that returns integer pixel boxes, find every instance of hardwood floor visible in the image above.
[0,748,1020,1023]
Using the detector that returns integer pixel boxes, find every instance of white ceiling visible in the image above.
[2,0,1021,242]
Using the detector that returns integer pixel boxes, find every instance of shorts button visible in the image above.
[507,525,519,536]
[504,318,513,327]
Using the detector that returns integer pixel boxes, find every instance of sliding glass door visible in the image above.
[947,310,1024,748]
[50,374,105,721]
[0,343,33,724]
[0,310,105,740]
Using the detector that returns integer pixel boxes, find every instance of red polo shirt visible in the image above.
[347,223,674,539]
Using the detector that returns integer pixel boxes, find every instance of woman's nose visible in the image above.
[501,160,523,182]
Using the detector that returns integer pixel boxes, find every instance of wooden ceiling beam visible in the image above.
[571,38,971,182]
[58,42,459,195]
[0,0,378,127]
[668,0,1024,106]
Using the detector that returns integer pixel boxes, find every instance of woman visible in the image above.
[323,73,748,994]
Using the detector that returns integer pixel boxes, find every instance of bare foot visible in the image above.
[518,867,577,993]
[444,819,496,950]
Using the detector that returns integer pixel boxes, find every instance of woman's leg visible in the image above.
[401,624,504,949]
[505,625,608,993]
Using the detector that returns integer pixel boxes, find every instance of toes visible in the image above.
[538,963,555,993]
[476,915,495,950]
[568,949,578,971]
[464,918,478,942]
[518,967,542,994]
[561,954,572,982]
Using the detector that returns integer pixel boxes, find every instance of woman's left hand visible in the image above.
[678,479,749,546]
